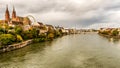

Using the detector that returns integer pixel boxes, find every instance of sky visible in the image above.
[0,0,120,29]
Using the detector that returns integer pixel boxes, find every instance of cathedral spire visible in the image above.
[6,4,8,11]
[13,5,15,12]
[5,4,10,23]
[12,5,16,19]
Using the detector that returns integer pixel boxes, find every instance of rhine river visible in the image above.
[1,33,120,68]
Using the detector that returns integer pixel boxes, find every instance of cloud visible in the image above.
[0,0,120,29]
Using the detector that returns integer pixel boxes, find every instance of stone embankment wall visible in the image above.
[0,40,33,53]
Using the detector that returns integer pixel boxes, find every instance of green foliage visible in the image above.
[33,38,46,43]
[16,34,23,42]
[14,26,23,35]
[7,30,16,35]
[0,34,16,46]
[47,33,54,40]
[54,30,62,37]
[33,33,47,43]
[21,31,32,40]
[0,27,7,34]
[100,31,109,35]
[8,26,39,40]
[39,33,46,38]
[0,24,65,48]
[29,28,39,38]
[8,26,14,30]
[0,27,4,32]
[112,30,119,36]
[22,28,39,40]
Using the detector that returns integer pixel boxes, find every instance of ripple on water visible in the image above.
[0,33,120,68]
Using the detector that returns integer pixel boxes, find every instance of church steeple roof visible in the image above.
[5,4,10,22]
[13,5,15,12]
[12,5,16,19]
[6,4,9,12]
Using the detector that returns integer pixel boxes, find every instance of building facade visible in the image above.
[4,5,31,26]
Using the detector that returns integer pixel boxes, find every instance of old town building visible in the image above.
[2,5,31,26]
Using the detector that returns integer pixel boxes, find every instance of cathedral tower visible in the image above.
[12,6,16,19]
[5,5,10,23]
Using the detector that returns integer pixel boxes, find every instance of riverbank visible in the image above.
[0,25,69,53]
[0,34,68,53]
[98,33,120,39]
[0,40,33,53]
[98,28,120,39]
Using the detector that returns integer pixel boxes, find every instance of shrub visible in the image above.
[14,26,23,35]
[0,34,16,46]
[101,31,109,35]
[0,27,4,32]
[21,31,33,40]
[39,33,46,38]
[54,30,62,37]
[33,38,46,43]
[21,28,39,40]
[16,34,23,42]
[0,27,7,34]
[8,26,14,30]
[29,28,39,38]
[112,30,119,36]
[47,33,54,40]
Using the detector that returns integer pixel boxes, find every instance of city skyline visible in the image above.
[0,0,120,29]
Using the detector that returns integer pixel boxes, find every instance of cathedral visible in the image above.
[4,5,31,26]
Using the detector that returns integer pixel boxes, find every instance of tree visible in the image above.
[0,34,16,47]
[21,28,39,40]
[0,27,4,34]
[47,33,54,40]
[16,34,23,42]
[54,30,61,37]
[29,28,39,38]
[112,30,119,36]
[14,26,23,35]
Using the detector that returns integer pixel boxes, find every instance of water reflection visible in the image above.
[99,35,120,45]
[104,37,120,45]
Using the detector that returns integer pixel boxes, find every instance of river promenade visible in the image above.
[0,40,32,53]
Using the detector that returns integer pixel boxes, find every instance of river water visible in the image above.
[0,33,120,68]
